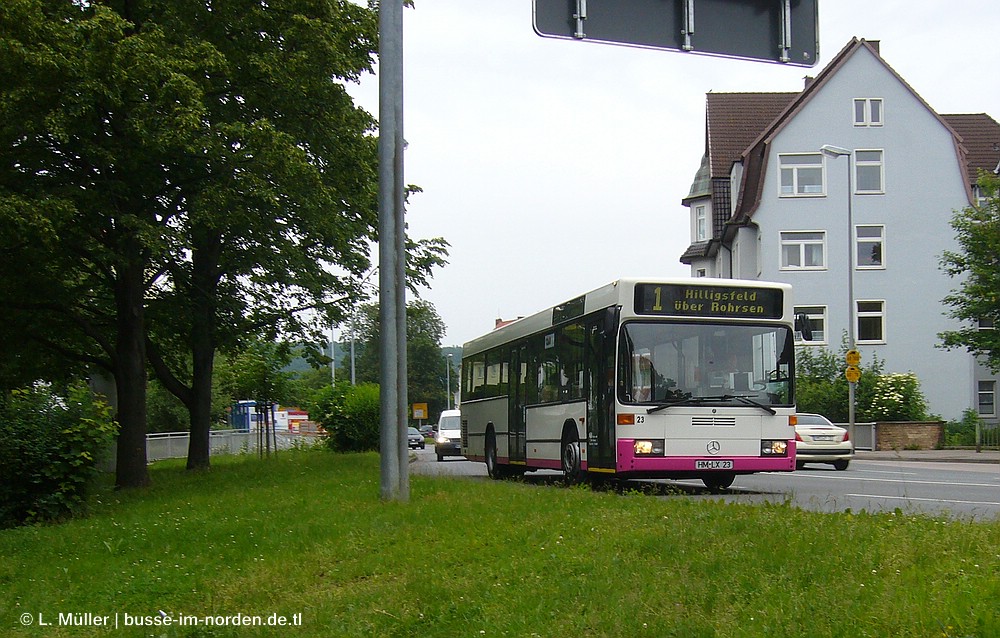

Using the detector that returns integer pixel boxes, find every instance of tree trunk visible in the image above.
[186,305,215,470]
[114,253,150,489]
[185,233,222,470]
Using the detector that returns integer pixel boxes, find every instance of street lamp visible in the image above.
[445,353,453,410]
[820,144,857,445]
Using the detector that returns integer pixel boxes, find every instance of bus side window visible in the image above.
[468,354,486,400]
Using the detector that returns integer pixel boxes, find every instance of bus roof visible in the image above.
[462,277,793,356]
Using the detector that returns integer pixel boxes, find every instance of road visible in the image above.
[411,447,1000,520]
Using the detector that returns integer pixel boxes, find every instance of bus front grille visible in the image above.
[691,416,737,428]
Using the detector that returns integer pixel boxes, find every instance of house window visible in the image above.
[856,225,884,269]
[695,205,707,241]
[854,98,883,127]
[979,317,995,330]
[855,150,884,193]
[856,300,885,343]
[780,231,826,270]
[779,153,824,196]
[794,306,827,344]
[978,381,996,416]
[973,184,990,208]
[695,268,707,278]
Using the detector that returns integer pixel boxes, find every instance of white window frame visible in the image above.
[853,98,883,127]
[978,380,996,417]
[856,299,886,344]
[794,305,827,345]
[973,184,990,208]
[855,224,885,270]
[695,205,708,241]
[778,153,825,197]
[854,149,885,194]
[780,231,827,271]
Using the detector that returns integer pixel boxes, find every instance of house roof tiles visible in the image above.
[706,92,796,178]
[942,113,1000,180]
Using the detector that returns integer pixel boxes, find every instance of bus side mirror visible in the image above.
[795,314,813,341]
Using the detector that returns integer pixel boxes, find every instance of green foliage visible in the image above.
[0,382,117,528]
[945,409,982,447]
[2,450,999,637]
[795,338,883,422]
[869,373,929,421]
[796,339,929,422]
[346,299,453,421]
[219,340,295,406]
[315,382,380,452]
[940,173,1000,371]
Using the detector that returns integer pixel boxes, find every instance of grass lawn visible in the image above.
[1,448,998,637]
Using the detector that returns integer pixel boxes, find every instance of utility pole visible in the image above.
[378,0,408,502]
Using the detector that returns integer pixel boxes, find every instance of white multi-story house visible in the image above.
[680,38,1000,422]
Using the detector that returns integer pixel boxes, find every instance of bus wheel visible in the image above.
[702,472,735,492]
[561,428,582,483]
[485,430,503,480]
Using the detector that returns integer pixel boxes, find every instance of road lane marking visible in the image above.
[846,493,1000,507]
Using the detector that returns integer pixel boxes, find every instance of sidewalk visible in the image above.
[855,448,1000,464]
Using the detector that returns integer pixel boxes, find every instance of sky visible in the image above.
[345,1,1000,347]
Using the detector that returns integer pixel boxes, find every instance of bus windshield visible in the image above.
[618,321,793,407]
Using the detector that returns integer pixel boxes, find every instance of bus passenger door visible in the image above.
[585,319,615,470]
[508,345,527,463]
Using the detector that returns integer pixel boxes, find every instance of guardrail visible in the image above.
[146,429,317,462]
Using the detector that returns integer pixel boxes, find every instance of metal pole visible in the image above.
[378,0,407,501]
[846,152,856,446]
[821,145,856,445]
[446,353,452,410]
[350,314,356,386]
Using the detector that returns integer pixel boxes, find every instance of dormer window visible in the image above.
[854,98,883,127]
[695,205,708,241]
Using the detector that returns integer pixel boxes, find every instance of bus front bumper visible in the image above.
[613,439,796,477]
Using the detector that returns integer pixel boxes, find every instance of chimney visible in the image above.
[803,76,815,90]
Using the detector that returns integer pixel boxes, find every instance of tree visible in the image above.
[219,339,294,457]
[347,299,452,420]
[0,0,200,487]
[940,173,1000,370]
[0,0,447,484]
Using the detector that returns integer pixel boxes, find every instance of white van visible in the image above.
[434,409,463,461]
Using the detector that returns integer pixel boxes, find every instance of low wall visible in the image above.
[874,421,944,451]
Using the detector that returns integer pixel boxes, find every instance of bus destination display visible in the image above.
[635,283,783,319]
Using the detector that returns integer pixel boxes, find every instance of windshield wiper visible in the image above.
[646,394,776,415]
[646,395,732,413]
[730,395,776,415]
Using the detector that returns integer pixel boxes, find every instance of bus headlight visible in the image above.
[634,440,664,456]
[761,440,788,456]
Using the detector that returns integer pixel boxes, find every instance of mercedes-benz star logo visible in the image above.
[706,440,721,455]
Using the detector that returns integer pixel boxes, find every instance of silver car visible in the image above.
[794,413,853,470]
[407,426,425,450]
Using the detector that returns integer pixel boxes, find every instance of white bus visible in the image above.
[460,278,802,490]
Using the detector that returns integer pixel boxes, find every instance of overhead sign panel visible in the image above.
[533,0,819,67]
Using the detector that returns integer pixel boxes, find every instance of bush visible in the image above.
[0,382,117,528]
[795,342,884,422]
[868,373,929,421]
[945,409,981,447]
[795,340,929,422]
[316,382,381,452]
